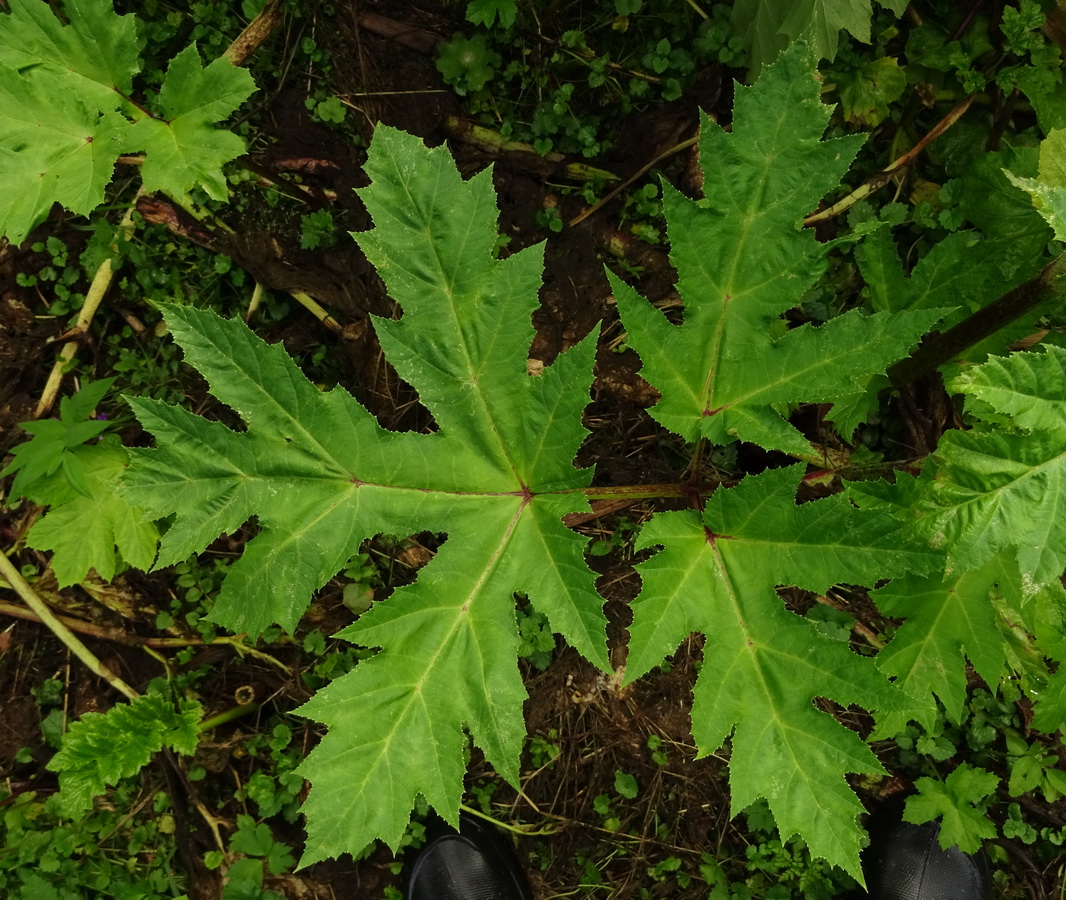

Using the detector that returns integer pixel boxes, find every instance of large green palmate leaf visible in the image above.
[115,41,953,879]
[623,466,936,877]
[607,42,943,458]
[120,126,609,863]
[0,64,131,245]
[0,0,142,110]
[128,44,256,201]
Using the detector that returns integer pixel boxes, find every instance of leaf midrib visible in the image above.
[347,497,528,795]
[396,162,528,488]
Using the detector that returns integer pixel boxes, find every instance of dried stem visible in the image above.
[34,198,140,418]
[0,550,138,700]
[570,135,699,227]
[0,596,288,670]
[804,94,975,226]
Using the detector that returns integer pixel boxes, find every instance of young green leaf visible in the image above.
[1006,732,1066,802]
[230,815,296,874]
[911,346,1066,584]
[26,443,159,586]
[834,56,907,127]
[871,556,1017,728]
[1,379,114,499]
[1005,177,1066,241]
[0,1,254,243]
[1006,127,1066,240]
[623,465,937,878]
[3,420,103,500]
[120,126,609,863]
[903,763,999,853]
[47,693,202,816]
[958,144,1053,270]
[129,44,256,201]
[608,41,943,457]
[3,378,157,584]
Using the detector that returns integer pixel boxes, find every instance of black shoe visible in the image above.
[404,813,533,900]
[862,801,991,900]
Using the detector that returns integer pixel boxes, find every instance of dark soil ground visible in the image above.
[2,3,1065,899]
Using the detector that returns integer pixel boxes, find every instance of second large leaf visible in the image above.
[607,41,943,457]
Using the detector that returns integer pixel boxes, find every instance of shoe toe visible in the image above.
[865,818,990,900]
[405,815,531,900]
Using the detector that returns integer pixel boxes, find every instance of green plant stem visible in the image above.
[683,0,709,19]
[198,702,261,732]
[216,636,291,670]
[887,252,1066,387]
[0,550,139,700]
[140,643,172,678]
[458,803,555,836]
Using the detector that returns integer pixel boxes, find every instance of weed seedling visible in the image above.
[299,209,338,250]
